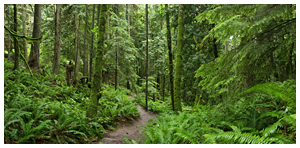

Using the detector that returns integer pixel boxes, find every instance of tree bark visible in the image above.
[6,5,11,62]
[29,4,42,68]
[145,4,149,111]
[52,4,62,74]
[74,12,80,85]
[86,4,108,118]
[83,4,88,76]
[162,74,165,101]
[90,4,95,82]
[174,4,184,113]
[165,4,175,111]
[22,4,28,62]
[115,33,118,90]
[13,4,20,70]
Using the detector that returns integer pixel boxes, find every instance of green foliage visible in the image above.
[243,80,296,109]
[141,79,295,144]
[4,61,139,144]
[124,137,138,144]
[98,84,139,127]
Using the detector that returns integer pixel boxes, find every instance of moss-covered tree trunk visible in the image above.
[74,13,80,85]
[52,4,62,74]
[165,4,175,111]
[145,4,149,111]
[115,37,118,90]
[83,4,88,77]
[29,4,41,68]
[6,5,11,62]
[22,4,28,62]
[13,4,20,70]
[90,4,95,83]
[174,4,184,113]
[86,4,107,118]
[162,74,165,101]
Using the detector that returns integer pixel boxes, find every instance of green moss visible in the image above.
[174,4,184,113]
[86,4,108,118]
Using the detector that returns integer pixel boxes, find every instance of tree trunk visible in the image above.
[115,37,118,90]
[74,12,80,85]
[13,4,20,70]
[162,74,165,101]
[6,5,11,62]
[52,4,62,74]
[145,4,149,111]
[174,4,184,113]
[97,4,100,27]
[165,4,174,111]
[126,4,131,91]
[83,4,88,76]
[86,4,107,118]
[29,4,42,68]
[90,4,95,83]
[22,4,28,62]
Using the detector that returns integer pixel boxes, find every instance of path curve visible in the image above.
[94,96,157,144]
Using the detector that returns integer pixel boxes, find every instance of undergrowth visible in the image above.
[4,60,138,144]
[140,79,296,144]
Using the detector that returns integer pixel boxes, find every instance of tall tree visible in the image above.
[145,4,149,111]
[52,4,62,74]
[83,4,88,76]
[13,4,19,70]
[90,4,95,82]
[28,4,42,68]
[74,12,80,85]
[174,4,184,113]
[21,4,28,61]
[165,4,174,111]
[114,4,118,90]
[6,5,11,62]
[86,4,108,118]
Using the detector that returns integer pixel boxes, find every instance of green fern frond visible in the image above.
[262,114,295,138]
[204,132,269,144]
[243,82,295,106]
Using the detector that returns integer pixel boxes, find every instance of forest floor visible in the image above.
[93,96,157,144]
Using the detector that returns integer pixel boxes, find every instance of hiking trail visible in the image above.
[93,96,157,144]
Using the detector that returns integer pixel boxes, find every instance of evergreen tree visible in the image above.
[21,4,28,62]
[86,4,108,118]
[165,4,174,111]
[28,4,42,68]
[52,4,62,74]
[145,4,149,111]
[13,4,19,70]
[174,4,184,113]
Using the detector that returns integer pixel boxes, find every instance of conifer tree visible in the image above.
[21,4,28,61]
[145,4,149,111]
[52,4,62,74]
[90,4,95,82]
[174,4,184,113]
[86,4,108,118]
[28,4,42,68]
[165,4,174,111]
[13,4,19,70]
[74,12,80,85]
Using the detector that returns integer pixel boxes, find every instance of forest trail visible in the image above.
[94,96,157,144]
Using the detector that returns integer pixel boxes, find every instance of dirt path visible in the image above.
[94,96,157,144]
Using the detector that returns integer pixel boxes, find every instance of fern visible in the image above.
[204,132,270,144]
[243,81,296,108]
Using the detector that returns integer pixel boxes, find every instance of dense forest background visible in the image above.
[4,3,296,144]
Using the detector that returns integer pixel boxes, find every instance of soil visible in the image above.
[93,96,157,144]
